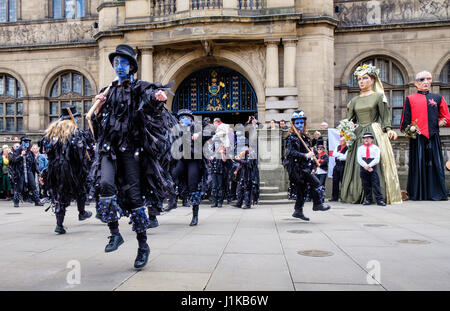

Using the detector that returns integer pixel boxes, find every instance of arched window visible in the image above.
[53,0,85,19]
[0,73,24,132]
[48,71,94,129]
[439,61,450,105]
[0,0,17,22]
[347,57,407,127]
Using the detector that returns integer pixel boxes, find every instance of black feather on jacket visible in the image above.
[91,79,176,208]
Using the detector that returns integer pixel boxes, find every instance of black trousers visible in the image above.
[211,173,224,203]
[99,151,143,208]
[317,174,327,186]
[360,165,383,202]
[294,172,322,211]
[332,162,345,200]
[14,172,39,203]
[172,159,202,193]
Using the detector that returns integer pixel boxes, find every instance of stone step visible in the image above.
[257,199,292,205]
[260,192,288,200]
[260,186,280,194]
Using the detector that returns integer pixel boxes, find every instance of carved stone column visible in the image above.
[141,46,154,82]
[265,40,280,115]
[283,39,297,88]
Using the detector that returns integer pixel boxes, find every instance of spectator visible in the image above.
[0,145,12,199]
[314,145,329,187]
[320,122,329,130]
[279,120,289,131]
[267,119,278,130]
[312,131,324,150]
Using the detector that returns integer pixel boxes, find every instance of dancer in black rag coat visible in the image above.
[9,136,44,208]
[90,44,174,269]
[40,106,93,234]
[283,110,331,221]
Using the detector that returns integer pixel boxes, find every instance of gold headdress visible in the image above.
[354,64,388,104]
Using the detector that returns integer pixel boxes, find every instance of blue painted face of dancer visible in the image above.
[23,141,30,149]
[113,56,131,83]
[180,116,192,126]
[294,119,305,132]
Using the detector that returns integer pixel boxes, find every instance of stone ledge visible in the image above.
[265,100,298,110]
[265,87,298,97]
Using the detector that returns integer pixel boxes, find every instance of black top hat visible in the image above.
[20,136,31,142]
[60,105,81,120]
[108,44,138,75]
[177,109,194,119]
[362,132,374,139]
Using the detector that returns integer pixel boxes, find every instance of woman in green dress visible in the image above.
[340,64,402,204]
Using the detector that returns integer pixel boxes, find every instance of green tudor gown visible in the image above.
[340,92,402,204]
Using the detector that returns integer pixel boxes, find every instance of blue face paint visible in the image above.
[294,119,305,132]
[180,116,192,126]
[113,56,131,83]
[23,141,30,148]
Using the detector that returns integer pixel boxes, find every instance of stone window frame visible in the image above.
[347,56,408,128]
[48,71,94,130]
[0,73,24,133]
[0,0,18,23]
[438,60,450,107]
[51,0,88,19]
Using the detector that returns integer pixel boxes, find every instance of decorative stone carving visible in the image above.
[335,0,450,27]
[153,48,197,83]
[0,20,95,47]
[221,45,266,83]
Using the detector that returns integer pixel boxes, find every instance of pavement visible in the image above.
[0,199,450,291]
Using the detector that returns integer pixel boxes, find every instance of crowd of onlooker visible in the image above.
[0,137,49,201]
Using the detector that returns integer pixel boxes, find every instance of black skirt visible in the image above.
[407,134,448,200]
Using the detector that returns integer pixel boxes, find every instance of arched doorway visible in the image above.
[172,66,258,124]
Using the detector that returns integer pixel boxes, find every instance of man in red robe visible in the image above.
[400,71,450,200]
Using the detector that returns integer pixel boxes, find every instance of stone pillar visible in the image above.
[296,24,335,128]
[265,40,280,115]
[283,38,297,90]
[141,47,154,82]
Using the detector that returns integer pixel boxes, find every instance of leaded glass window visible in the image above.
[53,0,85,19]
[440,61,450,108]
[0,73,24,132]
[49,71,94,129]
[0,0,16,23]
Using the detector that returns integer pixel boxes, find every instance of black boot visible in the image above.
[78,210,92,221]
[55,213,66,234]
[211,198,218,208]
[14,200,19,208]
[55,225,66,234]
[134,247,150,269]
[182,198,190,207]
[164,196,177,212]
[147,214,159,228]
[292,210,310,221]
[312,203,331,211]
[105,234,124,253]
[376,200,386,206]
[190,205,199,226]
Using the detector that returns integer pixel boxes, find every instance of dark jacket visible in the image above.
[40,128,90,203]
[283,132,315,183]
[91,79,175,204]
[9,148,39,187]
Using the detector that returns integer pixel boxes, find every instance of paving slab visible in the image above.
[1,200,450,290]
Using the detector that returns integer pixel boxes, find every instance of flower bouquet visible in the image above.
[337,119,358,146]
[402,119,420,139]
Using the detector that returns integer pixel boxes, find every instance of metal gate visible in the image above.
[172,66,258,115]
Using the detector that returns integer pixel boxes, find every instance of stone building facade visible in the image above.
[0,0,449,190]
